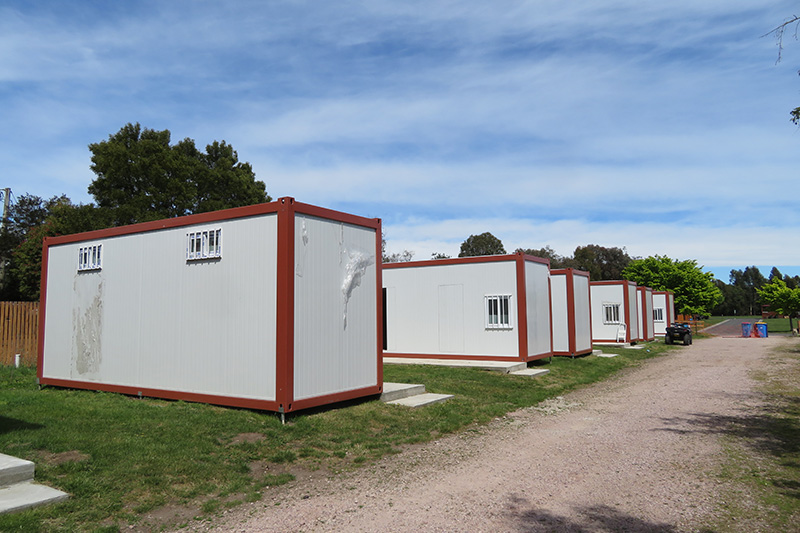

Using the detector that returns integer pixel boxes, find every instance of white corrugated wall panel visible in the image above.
[644,289,654,339]
[524,260,551,357]
[383,261,519,357]
[653,293,667,335]
[550,273,569,353]
[637,290,645,340]
[42,243,105,381]
[292,215,378,401]
[590,285,623,341]
[573,274,592,352]
[42,214,279,401]
[627,283,639,341]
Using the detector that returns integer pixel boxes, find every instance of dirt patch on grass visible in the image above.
[228,432,266,445]
[39,450,90,465]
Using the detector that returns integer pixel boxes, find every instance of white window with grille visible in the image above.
[485,295,513,329]
[603,303,621,324]
[653,307,664,322]
[187,228,222,261]
[78,244,102,271]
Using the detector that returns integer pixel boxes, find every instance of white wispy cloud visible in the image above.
[1,0,797,278]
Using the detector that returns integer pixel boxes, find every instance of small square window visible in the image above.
[187,228,222,261]
[653,308,664,322]
[603,303,621,324]
[485,295,512,329]
[78,244,102,271]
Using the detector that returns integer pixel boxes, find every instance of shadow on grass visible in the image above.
[507,495,686,532]
[0,416,44,435]
[654,397,800,500]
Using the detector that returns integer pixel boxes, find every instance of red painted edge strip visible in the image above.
[289,385,383,412]
[38,377,281,411]
[47,200,283,246]
[36,238,50,381]
[515,254,529,361]
[374,219,384,389]
[383,251,550,270]
[384,352,527,362]
[275,198,295,413]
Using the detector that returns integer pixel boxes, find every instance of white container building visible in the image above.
[652,291,675,336]
[550,268,593,357]
[383,254,553,362]
[37,197,383,415]
[589,280,640,344]
[636,286,656,342]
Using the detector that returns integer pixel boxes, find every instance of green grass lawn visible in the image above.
[708,338,800,531]
[1,341,672,532]
[707,315,796,333]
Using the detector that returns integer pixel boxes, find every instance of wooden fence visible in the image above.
[1,301,39,366]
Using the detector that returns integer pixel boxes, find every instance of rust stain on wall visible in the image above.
[73,279,103,375]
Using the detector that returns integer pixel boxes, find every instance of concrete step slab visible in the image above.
[384,357,526,374]
[595,352,620,358]
[386,393,454,408]
[0,482,69,515]
[509,368,550,378]
[380,382,426,402]
[0,454,34,487]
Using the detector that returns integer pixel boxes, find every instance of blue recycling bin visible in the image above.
[741,322,752,337]
[755,322,768,338]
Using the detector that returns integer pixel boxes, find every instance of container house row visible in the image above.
[38,198,675,414]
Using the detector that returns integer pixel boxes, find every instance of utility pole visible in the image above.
[0,187,9,231]
[0,187,8,288]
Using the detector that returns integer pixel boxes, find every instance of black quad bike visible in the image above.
[665,323,692,345]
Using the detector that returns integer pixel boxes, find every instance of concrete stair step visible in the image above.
[509,368,550,378]
[386,393,454,408]
[0,454,34,487]
[0,482,69,515]
[380,382,426,402]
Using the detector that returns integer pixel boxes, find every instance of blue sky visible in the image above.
[2,1,799,281]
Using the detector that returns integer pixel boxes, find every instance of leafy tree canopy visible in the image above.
[515,246,575,269]
[458,232,506,257]
[622,255,723,316]
[381,232,414,263]
[572,244,633,281]
[728,266,767,315]
[757,278,800,330]
[10,200,113,301]
[88,123,269,225]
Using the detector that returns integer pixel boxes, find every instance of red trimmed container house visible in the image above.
[550,268,593,357]
[589,280,640,344]
[382,253,553,362]
[636,286,656,342]
[652,290,675,337]
[37,198,383,416]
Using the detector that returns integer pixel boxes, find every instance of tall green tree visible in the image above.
[88,123,269,226]
[729,266,766,315]
[572,244,633,281]
[0,194,72,299]
[515,246,575,269]
[458,232,506,257]
[622,255,723,316]
[757,278,800,331]
[11,201,113,301]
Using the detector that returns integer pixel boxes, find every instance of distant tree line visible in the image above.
[457,234,723,316]
[0,123,269,301]
[712,266,800,317]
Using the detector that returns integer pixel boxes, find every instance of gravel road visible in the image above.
[188,336,781,532]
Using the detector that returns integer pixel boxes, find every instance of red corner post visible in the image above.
[275,197,296,413]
